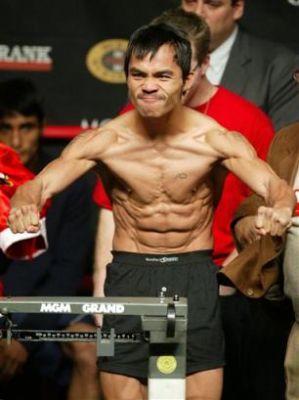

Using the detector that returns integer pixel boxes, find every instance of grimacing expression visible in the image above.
[181,0,244,50]
[0,113,41,165]
[127,44,187,118]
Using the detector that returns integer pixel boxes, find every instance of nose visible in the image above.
[142,78,158,94]
[193,1,206,17]
[11,130,22,150]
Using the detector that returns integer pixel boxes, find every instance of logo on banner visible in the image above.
[0,45,53,71]
[81,303,125,314]
[287,0,299,5]
[86,39,128,84]
[40,303,72,313]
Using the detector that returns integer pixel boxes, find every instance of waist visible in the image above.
[111,250,213,266]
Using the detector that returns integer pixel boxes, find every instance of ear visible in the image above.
[199,55,210,76]
[182,70,195,97]
[233,0,245,21]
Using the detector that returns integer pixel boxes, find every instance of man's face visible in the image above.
[127,44,186,118]
[0,113,41,165]
[181,0,244,50]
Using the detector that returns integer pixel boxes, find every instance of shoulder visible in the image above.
[205,129,256,159]
[185,106,222,131]
[63,124,120,158]
[272,122,299,150]
[238,29,297,64]
[216,87,270,121]
[213,87,274,146]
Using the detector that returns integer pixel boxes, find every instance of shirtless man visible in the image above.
[8,23,295,400]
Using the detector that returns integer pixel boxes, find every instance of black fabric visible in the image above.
[100,250,225,379]
[220,293,294,400]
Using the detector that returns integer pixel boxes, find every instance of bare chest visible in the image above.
[102,143,215,204]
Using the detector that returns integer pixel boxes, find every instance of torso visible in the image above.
[97,108,224,253]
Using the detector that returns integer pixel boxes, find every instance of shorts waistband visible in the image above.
[111,250,213,265]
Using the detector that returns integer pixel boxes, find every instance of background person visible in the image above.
[180,0,299,130]
[222,72,299,400]
[0,78,97,400]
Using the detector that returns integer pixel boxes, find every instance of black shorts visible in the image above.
[99,250,225,379]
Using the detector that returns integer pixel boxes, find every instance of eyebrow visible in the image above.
[154,69,174,76]
[129,67,174,76]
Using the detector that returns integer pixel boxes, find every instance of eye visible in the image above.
[0,124,11,134]
[159,74,171,81]
[204,0,223,8]
[20,123,37,133]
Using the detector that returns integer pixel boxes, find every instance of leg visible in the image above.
[62,322,100,400]
[285,322,299,400]
[186,368,223,400]
[100,372,146,400]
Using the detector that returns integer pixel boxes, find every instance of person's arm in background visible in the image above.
[92,179,114,326]
[93,208,114,299]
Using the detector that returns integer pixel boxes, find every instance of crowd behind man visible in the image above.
[0,1,298,400]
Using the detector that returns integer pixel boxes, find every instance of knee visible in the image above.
[63,341,97,369]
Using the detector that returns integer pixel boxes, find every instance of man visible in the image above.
[8,24,295,400]
[0,79,96,400]
[181,0,299,130]
[222,72,299,400]
[92,10,275,399]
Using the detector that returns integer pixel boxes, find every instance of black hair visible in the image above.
[152,8,210,67]
[0,78,44,124]
[124,23,191,81]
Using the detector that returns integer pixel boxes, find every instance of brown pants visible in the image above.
[285,322,299,400]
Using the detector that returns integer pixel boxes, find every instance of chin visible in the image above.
[136,105,163,118]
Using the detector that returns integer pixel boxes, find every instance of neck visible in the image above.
[186,77,218,108]
[210,24,237,52]
[136,105,184,139]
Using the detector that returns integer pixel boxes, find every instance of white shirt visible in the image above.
[283,167,299,320]
[206,26,239,85]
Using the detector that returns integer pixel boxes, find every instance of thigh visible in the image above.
[186,368,223,400]
[100,372,146,400]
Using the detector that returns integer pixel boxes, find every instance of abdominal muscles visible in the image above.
[112,190,214,253]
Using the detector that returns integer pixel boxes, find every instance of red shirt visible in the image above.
[93,86,274,265]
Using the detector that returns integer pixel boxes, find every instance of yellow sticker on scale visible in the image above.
[156,356,177,375]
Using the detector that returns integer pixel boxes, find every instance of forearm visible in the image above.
[267,176,296,211]
[93,208,114,297]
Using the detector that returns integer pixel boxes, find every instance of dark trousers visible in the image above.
[220,293,294,400]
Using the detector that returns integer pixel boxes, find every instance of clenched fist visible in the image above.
[8,204,40,234]
[255,206,292,236]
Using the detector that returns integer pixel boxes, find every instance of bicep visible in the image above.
[218,131,276,198]
[94,208,115,271]
[39,130,110,198]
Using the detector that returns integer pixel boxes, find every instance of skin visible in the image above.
[0,113,41,165]
[181,0,244,50]
[8,45,295,400]
[62,323,99,400]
